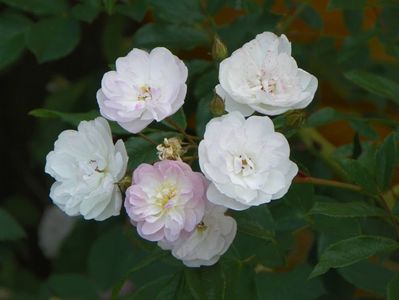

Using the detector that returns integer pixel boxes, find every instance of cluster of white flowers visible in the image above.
[45,32,317,267]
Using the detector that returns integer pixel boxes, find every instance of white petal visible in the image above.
[207,183,250,211]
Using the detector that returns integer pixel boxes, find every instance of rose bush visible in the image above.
[5,1,399,299]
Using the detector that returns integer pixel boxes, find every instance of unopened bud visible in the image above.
[118,175,132,192]
[156,137,186,161]
[285,110,307,128]
[211,35,228,61]
[209,93,225,116]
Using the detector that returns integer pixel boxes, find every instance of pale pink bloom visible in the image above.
[124,160,206,242]
[97,47,188,133]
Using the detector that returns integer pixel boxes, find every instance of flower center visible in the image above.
[137,85,152,101]
[233,154,255,176]
[196,221,208,233]
[260,77,277,95]
[89,160,105,173]
[79,159,106,179]
[155,182,178,209]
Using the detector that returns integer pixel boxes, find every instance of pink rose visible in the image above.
[124,160,206,242]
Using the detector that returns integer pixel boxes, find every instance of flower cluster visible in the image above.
[45,32,317,267]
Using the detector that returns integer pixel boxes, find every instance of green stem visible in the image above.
[297,127,349,180]
[377,194,399,240]
[298,127,399,239]
[293,176,363,193]
[165,117,197,146]
[137,132,158,145]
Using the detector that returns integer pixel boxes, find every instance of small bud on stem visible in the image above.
[209,93,225,116]
[211,35,228,61]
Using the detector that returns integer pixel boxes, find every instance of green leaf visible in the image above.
[375,133,397,191]
[310,235,399,278]
[0,0,68,15]
[283,184,315,215]
[344,70,399,105]
[46,274,98,300]
[71,0,101,23]
[114,0,148,22]
[149,0,204,24]
[0,208,26,241]
[236,222,275,242]
[218,12,279,51]
[29,108,97,123]
[127,274,175,300]
[133,23,208,50]
[26,17,81,63]
[103,0,116,14]
[0,13,31,69]
[185,264,226,300]
[309,201,385,218]
[111,251,168,299]
[387,273,399,300]
[88,227,139,291]
[349,120,378,139]
[306,107,343,127]
[29,108,127,135]
[124,131,179,170]
[307,107,399,128]
[233,206,275,242]
[163,108,187,131]
[222,260,257,300]
[328,0,367,10]
[340,158,378,194]
[102,15,130,64]
[154,272,185,300]
[196,96,213,137]
[338,261,394,296]
[256,264,325,300]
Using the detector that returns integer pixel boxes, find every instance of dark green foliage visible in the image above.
[2,0,399,299]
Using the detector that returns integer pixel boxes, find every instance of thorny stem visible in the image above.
[165,117,197,146]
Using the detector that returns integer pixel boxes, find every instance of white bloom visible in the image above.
[158,202,236,267]
[45,117,128,221]
[217,31,318,116]
[97,47,188,133]
[199,112,298,210]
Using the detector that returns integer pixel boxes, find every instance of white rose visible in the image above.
[97,47,188,133]
[217,31,318,116]
[199,112,298,210]
[158,202,236,267]
[45,117,128,221]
